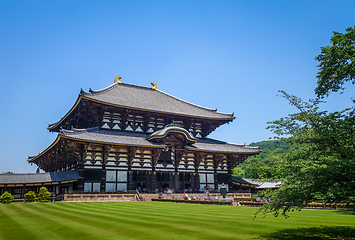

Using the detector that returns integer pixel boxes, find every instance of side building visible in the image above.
[1,79,261,196]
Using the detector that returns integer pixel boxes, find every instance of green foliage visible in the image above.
[256,92,355,217]
[0,191,14,204]
[234,140,294,179]
[256,27,355,218]
[24,191,37,202]
[1,171,14,174]
[315,26,355,98]
[232,167,245,177]
[37,187,51,202]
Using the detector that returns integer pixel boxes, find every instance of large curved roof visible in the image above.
[81,82,234,119]
[48,82,235,132]
[29,127,261,163]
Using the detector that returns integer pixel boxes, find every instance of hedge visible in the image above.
[152,199,355,210]
[152,199,231,205]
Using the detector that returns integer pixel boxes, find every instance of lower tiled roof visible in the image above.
[0,170,81,185]
[232,176,281,189]
[187,138,261,154]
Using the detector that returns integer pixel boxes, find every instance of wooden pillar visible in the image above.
[58,182,62,195]
[22,185,26,198]
[227,154,238,191]
[169,172,174,189]
[146,172,151,193]
[152,172,157,193]
[174,172,179,190]
[127,147,137,191]
[128,171,133,191]
[100,165,106,193]
[151,148,161,193]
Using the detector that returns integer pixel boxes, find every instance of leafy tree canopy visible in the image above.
[1,171,14,174]
[315,26,355,98]
[257,27,355,217]
[233,140,295,179]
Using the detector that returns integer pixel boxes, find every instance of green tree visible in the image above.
[257,27,355,217]
[234,140,292,179]
[1,171,14,174]
[0,191,14,204]
[256,92,355,217]
[24,191,37,202]
[37,187,51,202]
[315,26,355,98]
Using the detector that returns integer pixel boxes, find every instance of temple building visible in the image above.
[2,79,261,196]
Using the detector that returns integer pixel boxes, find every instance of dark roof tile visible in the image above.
[81,82,234,119]
[0,170,80,185]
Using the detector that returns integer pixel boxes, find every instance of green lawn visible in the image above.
[0,202,354,240]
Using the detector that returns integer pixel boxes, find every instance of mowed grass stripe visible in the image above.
[53,202,271,239]
[1,202,354,240]
[0,205,37,240]
[30,202,199,240]
[49,202,229,239]
[3,204,65,240]
[13,203,115,240]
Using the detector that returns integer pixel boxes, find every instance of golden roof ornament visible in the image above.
[151,82,157,90]
[114,76,122,83]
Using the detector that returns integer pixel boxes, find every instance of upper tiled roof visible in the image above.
[0,170,80,185]
[61,127,260,154]
[81,82,235,119]
[61,127,165,148]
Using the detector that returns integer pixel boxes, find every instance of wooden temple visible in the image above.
[24,79,261,194]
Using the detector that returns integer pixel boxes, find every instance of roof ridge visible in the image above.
[81,82,155,96]
[155,89,233,115]
[82,82,234,117]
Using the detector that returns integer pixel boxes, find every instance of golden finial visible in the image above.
[151,82,157,90]
[114,76,122,83]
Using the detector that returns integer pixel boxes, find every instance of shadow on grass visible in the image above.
[259,226,355,240]
[335,210,355,216]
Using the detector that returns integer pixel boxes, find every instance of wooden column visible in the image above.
[227,154,238,191]
[58,182,62,195]
[22,185,26,198]
[173,149,184,190]
[127,147,137,191]
[213,154,223,190]
[194,152,204,191]
[100,145,110,193]
[151,149,161,193]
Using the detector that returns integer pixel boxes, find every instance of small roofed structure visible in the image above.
[232,176,281,193]
[0,170,80,198]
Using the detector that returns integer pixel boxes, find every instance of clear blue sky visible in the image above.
[1,0,354,173]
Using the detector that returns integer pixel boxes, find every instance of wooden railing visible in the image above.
[63,193,137,202]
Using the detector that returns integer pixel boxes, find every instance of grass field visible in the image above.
[0,202,354,240]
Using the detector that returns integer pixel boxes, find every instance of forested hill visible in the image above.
[233,140,295,179]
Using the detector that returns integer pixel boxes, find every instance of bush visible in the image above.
[0,192,14,204]
[24,191,37,202]
[38,187,51,202]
